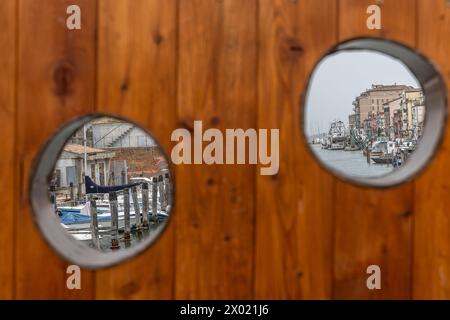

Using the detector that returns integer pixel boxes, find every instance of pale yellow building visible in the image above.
[353,84,415,129]
[400,89,425,138]
[383,97,402,139]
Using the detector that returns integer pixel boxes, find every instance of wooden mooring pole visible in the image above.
[50,185,57,213]
[109,192,120,249]
[366,146,371,164]
[152,177,159,224]
[123,189,131,240]
[142,183,150,228]
[69,182,74,204]
[158,175,165,213]
[164,172,171,212]
[131,186,142,231]
[89,195,100,249]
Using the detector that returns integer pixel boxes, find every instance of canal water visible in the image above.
[310,144,395,178]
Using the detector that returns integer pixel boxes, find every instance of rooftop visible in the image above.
[64,144,108,155]
[368,84,416,92]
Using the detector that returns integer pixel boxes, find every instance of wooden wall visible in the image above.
[0,0,449,299]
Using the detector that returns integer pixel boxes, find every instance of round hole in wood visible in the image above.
[302,38,447,188]
[30,114,174,269]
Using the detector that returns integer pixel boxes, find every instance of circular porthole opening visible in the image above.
[30,114,174,269]
[303,38,447,187]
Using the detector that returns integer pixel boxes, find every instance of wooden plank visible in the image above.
[95,0,176,299]
[339,0,417,40]
[413,0,450,299]
[16,0,96,299]
[334,0,416,299]
[255,0,337,299]
[175,0,257,299]
[0,0,16,300]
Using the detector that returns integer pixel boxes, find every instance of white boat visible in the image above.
[370,140,398,164]
[327,120,346,150]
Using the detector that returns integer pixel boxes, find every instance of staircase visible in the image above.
[107,125,134,147]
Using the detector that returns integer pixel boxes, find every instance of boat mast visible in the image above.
[83,124,88,202]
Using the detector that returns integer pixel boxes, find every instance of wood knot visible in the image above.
[153,33,163,45]
[271,172,279,181]
[280,36,304,63]
[399,210,412,218]
[290,45,304,53]
[120,81,129,92]
[120,281,140,298]
[210,116,220,126]
[178,119,194,133]
[381,243,388,254]
[53,60,74,97]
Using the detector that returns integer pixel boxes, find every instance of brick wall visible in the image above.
[109,147,168,179]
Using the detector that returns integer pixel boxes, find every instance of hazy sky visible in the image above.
[305,51,420,136]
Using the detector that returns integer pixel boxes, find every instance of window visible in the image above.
[91,163,96,183]
[66,166,78,186]
[53,169,61,188]
[98,162,105,185]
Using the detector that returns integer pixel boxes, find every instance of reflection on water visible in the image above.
[310,144,394,178]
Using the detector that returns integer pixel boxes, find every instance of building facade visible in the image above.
[352,84,415,129]
[53,144,115,198]
[348,114,357,130]
[383,97,402,139]
[350,84,424,140]
[400,89,424,139]
[69,118,157,149]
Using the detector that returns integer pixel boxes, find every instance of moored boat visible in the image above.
[371,154,394,164]
[370,141,397,164]
[327,120,347,150]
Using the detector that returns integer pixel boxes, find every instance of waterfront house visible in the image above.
[352,84,415,129]
[400,89,424,138]
[53,144,115,197]
[383,97,402,139]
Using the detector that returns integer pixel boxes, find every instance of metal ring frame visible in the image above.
[302,38,448,188]
[30,113,174,269]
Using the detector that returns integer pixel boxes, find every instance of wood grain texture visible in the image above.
[175,0,257,299]
[15,0,96,299]
[0,0,16,300]
[255,0,337,299]
[0,0,449,300]
[413,0,450,299]
[95,0,177,299]
[334,0,417,299]
[339,0,416,41]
